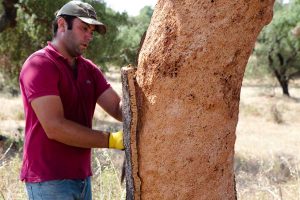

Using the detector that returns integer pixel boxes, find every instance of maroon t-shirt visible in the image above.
[19,43,110,182]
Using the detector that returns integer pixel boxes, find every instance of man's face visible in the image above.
[63,18,95,57]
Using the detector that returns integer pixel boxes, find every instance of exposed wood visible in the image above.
[130,0,275,199]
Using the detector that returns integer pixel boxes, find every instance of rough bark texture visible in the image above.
[124,0,275,199]
[121,67,141,200]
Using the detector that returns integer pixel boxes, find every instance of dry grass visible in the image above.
[92,149,126,200]
[235,79,300,200]
[0,147,125,200]
[0,96,24,121]
[0,68,300,199]
[0,95,24,141]
[0,154,26,200]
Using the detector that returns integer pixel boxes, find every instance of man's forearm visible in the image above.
[44,118,110,148]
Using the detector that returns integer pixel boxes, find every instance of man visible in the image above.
[19,1,124,199]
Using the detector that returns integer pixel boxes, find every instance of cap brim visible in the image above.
[78,17,107,35]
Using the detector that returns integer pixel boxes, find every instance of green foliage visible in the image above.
[0,0,153,87]
[0,0,69,86]
[244,54,270,79]
[255,0,300,95]
[83,0,129,70]
[115,6,153,67]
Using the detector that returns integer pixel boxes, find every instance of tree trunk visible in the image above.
[279,79,290,96]
[0,0,18,32]
[274,69,290,96]
[122,0,275,199]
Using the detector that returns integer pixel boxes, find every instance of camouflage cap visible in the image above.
[56,0,106,34]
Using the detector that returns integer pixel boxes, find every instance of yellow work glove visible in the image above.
[109,131,125,150]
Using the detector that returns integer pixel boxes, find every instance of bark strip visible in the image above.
[121,66,141,200]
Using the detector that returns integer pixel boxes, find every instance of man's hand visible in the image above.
[109,131,124,150]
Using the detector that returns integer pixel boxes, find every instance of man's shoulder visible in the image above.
[24,48,57,68]
[20,48,59,79]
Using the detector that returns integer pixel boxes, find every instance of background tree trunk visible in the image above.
[0,0,18,32]
[123,0,275,199]
[274,70,290,96]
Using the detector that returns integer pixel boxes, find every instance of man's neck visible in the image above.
[51,39,76,67]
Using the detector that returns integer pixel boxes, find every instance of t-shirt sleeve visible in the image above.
[20,54,60,102]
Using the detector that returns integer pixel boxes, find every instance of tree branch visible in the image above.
[289,70,300,80]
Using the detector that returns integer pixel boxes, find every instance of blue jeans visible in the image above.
[25,177,92,200]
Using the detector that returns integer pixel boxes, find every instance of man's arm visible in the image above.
[31,95,110,148]
[97,87,122,122]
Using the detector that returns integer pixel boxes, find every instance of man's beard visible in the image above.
[66,44,82,58]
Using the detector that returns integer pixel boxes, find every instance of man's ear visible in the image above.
[57,17,67,32]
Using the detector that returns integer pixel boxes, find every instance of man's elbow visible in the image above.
[41,119,64,140]
[114,110,122,122]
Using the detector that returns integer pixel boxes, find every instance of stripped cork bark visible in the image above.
[133,0,275,199]
[121,0,275,199]
[121,66,141,200]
